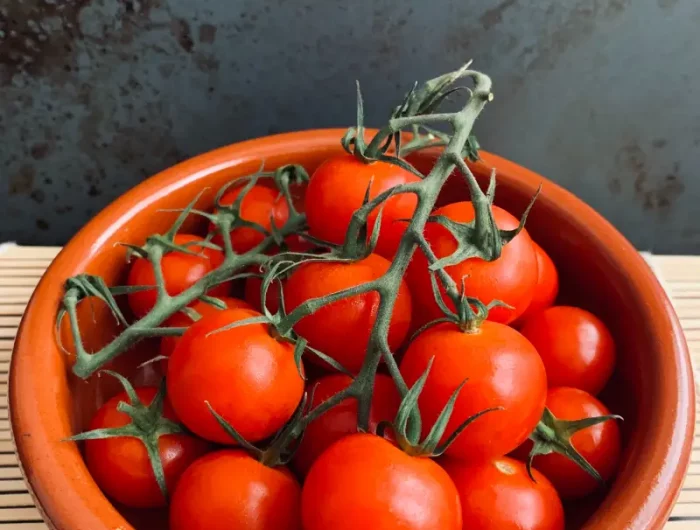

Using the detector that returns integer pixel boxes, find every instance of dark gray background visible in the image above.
[1,0,698,252]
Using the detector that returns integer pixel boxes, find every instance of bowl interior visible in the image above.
[13,134,692,530]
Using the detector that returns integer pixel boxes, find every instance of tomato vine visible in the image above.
[61,62,547,463]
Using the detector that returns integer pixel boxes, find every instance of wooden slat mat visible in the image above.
[0,245,698,529]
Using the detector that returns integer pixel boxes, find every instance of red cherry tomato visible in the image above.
[520,306,616,395]
[400,321,547,460]
[407,202,538,326]
[284,253,412,373]
[159,297,253,358]
[305,154,421,259]
[292,373,401,477]
[513,387,622,499]
[440,456,565,530]
[84,387,209,508]
[302,434,462,530]
[212,184,290,254]
[127,234,228,319]
[519,242,559,322]
[167,308,304,444]
[170,450,301,530]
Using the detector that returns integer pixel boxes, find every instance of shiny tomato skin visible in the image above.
[440,456,565,530]
[305,155,421,259]
[84,387,209,508]
[400,321,547,460]
[159,297,253,358]
[167,308,304,444]
[212,184,290,254]
[519,242,559,322]
[127,234,228,319]
[302,433,462,530]
[292,373,401,477]
[284,253,412,374]
[170,450,301,530]
[407,202,537,326]
[520,306,616,395]
[514,387,621,499]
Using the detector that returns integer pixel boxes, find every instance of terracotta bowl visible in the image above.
[10,129,695,529]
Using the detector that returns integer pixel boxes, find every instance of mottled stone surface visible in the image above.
[1,0,698,252]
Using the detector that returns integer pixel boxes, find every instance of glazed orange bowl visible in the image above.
[9,129,695,529]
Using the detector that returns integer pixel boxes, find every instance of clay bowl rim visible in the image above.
[9,128,695,530]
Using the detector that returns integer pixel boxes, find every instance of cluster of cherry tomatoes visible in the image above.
[75,151,621,530]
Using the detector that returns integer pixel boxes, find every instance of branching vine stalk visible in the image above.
[64,167,307,379]
[61,63,621,490]
[62,63,516,458]
[266,64,497,435]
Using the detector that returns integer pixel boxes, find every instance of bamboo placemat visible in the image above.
[0,245,698,529]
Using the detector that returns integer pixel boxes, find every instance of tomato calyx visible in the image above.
[68,371,186,500]
[204,166,308,255]
[291,174,399,263]
[378,357,501,458]
[427,181,540,268]
[206,391,311,468]
[410,273,510,337]
[525,407,623,485]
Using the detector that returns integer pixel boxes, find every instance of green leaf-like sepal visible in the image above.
[67,372,186,500]
[207,392,310,468]
[390,358,500,457]
[525,407,623,485]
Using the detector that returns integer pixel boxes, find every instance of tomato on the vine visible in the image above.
[302,433,462,530]
[159,297,253,358]
[440,456,565,530]
[167,308,304,444]
[84,387,209,508]
[212,184,290,254]
[407,202,538,326]
[305,155,421,259]
[400,321,547,460]
[513,387,622,499]
[291,373,401,477]
[126,234,228,319]
[284,253,412,374]
[518,242,559,322]
[170,450,301,530]
[520,306,616,395]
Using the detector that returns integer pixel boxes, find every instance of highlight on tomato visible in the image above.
[305,154,421,259]
[520,306,616,395]
[284,252,412,374]
[301,433,463,530]
[400,320,547,460]
[407,201,538,327]
[440,456,565,530]
[166,308,304,444]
